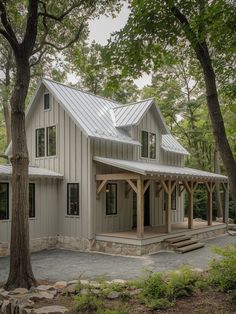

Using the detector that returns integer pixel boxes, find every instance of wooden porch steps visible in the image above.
[163,234,205,253]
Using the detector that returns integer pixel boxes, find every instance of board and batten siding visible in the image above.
[0,178,58,245]
[26,87,92,240]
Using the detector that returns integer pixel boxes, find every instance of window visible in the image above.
[67,183,79,216]
[141,131,148,158]
[35,126,56,157]
[0,183,9,220]
[36,128,45,157]
[44,93,50,110]
[164,187,177,211]
[149,133,156,159]
[141,131,156,159]
[106,183,117,215]
[47,126,56,156]
[29,183,35,218]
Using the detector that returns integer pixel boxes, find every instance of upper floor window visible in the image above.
[67,183,79,216]
[0,183,9,220]
[36,126,56,157]
[141,130,156,159]
[106,183,117,215]
[29,183,35,218]
[44,93,50,110]
[164,186,177,211]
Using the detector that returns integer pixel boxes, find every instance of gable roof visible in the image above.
[161,134,190,156]
[5,78,189,156]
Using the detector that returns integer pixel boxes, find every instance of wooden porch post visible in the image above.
[166,180,172,233]
[189,185,194,229]
[137,177,144,238]
[206,182,215,226]
[224,182,229,225]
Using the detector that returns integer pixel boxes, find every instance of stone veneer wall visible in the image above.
[0,227,227,257]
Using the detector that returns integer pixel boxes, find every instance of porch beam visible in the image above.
[96,173,140,181]
[126,179,137,194]
[137,177,144,238]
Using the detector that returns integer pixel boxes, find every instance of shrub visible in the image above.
[209,244,236,297]
[75,294,103,313]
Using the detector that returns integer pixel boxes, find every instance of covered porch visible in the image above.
[95,157,229,241]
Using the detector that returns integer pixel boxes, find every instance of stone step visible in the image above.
[176,242,205,253]
[164,235,191,244]
[171,239,199,248]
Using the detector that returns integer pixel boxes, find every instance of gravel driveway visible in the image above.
[0,234,235,284]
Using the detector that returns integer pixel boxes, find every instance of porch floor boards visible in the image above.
[96,220,224,240]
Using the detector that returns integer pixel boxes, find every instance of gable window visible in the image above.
[44,93,50,110]
[141,130,156,159]
[29,183,35,218]
[67,183,79,216]
[36,128,45,157]
[106,183,117,215]
[47,126,56,156]
[0,183,9,220]
[164,186,177,211]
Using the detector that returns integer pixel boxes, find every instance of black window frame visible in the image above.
[67,183,80,216]
[141,130,156,159]
[0,182,9,220]
[29,183,35,218]
[44,93,50,111]
[46,126,56,157]
[163,186,177,211]
[106,183,117,216]
[36,128,45,157]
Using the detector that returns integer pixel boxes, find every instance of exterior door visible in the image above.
[132,187,150,227]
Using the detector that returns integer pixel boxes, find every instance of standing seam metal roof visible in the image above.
[0,164,63,178]
[162,134,190,155]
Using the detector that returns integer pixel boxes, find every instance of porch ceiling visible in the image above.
[94,156,228,182]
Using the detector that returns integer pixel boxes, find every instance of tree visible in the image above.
[69,41,140,102]
[107,0,236,208]
[0,0,118,290]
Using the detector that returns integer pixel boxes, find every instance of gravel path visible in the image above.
[0,234,235,284]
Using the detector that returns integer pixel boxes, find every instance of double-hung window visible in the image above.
[36,126,56,157]
[106,183,117,215]
[141,131,156,159]
[67,183,80,216]
[0,183,9,220]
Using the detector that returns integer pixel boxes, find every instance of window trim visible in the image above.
[46,125,57,157]
[35,125,57,159]
[29,183,36,218]
[106,183,118,216]
[43,93,51,111]
[140,129,157,160]
[0,182,9,221]
[67,183,80,216]
[35,127,45,158]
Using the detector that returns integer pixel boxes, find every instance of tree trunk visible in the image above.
[214,143,223,217]
[2,98,11,145]
[4,58,37,290]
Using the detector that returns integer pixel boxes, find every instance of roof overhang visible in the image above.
[93,157,228,182]
[0,164,63,179]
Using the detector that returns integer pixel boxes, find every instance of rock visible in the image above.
[91,289,100,295]
[111,279,127,285]
[29,291,55,301]
[36,285,55,291]
[33,305,69,313]
[191,268,204,273]
[80,289,89,295]
[53,281,67,290]
[11,288,29,295]
[79,280,89,285]
[0,289,9,300]
[67,280,78,285]
[107,291,121,299]
[63,284,77,295]
[1,299,11,314]
[89,281,100,288]
[21,308,33,314]
[130,289,141,296]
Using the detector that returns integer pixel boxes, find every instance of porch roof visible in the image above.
[0,164,63,179]
[94,156,228,182]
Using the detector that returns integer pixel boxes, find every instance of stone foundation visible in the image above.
[56,235,92,251]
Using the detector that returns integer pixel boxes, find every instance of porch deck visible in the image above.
[95,220,226,246]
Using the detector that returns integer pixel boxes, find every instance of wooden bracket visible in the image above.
[126,179,137,194]
[156,182,163,197]
[143,180,151,195]
[125,182,132,198]
[178,184,185,196]
[96,180,107,199]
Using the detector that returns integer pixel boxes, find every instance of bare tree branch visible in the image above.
[30,48,47,67]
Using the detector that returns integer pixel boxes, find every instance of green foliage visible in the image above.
[75,294,103,314]
[209,245,236,296]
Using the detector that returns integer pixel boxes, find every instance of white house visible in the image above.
[0,79,229,256]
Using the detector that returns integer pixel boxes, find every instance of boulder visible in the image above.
[111,279,127,285]
[33,305,69,313]
[36,285,55,292]
[29,291,55,301]
[79,280,89,285]
[107,291,121,299]
[11,288,29,295]
[63,284,77,295]
[53,281,67,290]
[88,281,100,288]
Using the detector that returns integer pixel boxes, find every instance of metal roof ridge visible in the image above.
[42,78,121,106]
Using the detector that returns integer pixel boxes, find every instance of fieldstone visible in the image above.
[107,291,121,299]
[91,289,100,295]
[0,289,9,300]
[67,280,78,285]
[21,308,33,314]
[191,268,204,273]
[63,284,77,295]
[80,289,89,295]
[33,305,69,313]
[11,288,29,295]
[53,281,67,290]
[89,281,100,288]
[130,289,141,296]
[29,291,55,301]
[36,285,55,291]
[1,299,11,314]
[79,280,89,285]
[111,279,127,285]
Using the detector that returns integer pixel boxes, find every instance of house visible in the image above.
[0,79,229,256]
